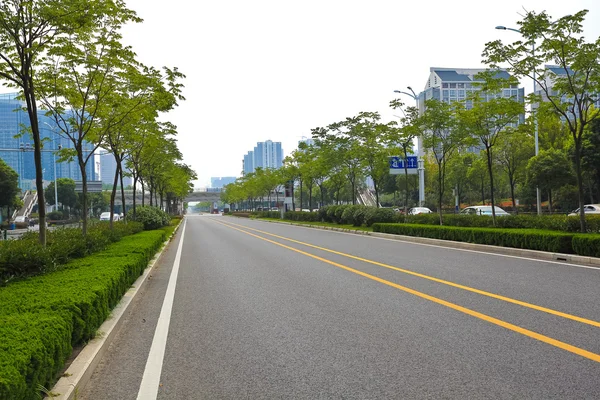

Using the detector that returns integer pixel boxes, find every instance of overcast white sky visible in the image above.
[9,1,600,188]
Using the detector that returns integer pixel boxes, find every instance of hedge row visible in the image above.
[0,224,176,400]
[249,205,600,233]
[372,223,600,257]
[0,221,144,284]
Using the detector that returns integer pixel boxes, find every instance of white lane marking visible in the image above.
[137,218,187,400]
[241,219,600,271]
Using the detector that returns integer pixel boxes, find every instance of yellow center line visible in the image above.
[212,220,600,363]
[217,219,600,329]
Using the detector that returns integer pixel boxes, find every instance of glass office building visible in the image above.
[0,92,95,190]
[242,140,283,175]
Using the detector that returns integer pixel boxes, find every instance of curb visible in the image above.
[48,219,185,400]
[240,217,600,268]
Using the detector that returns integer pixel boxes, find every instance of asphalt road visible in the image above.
[80,214,600,399]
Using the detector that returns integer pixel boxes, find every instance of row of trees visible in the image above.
[222,10,599,232]
[0,0,196,243]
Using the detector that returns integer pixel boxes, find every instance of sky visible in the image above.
[5,1,599,188]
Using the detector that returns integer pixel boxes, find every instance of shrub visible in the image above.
[572,234,600,257]
[0,222,144,283]
[127,206,170,230]
[0,227,173,400]
[47,210,65,220]
[364,208,398,227]
[284,211,320,222]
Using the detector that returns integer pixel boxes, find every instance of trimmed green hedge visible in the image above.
[0,225,175,400]
[0,222,144,283]
[372,223,575,254]
[572,234,600,257]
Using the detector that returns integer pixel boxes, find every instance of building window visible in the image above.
[449,83,457,88]
[457,83,465,88]
[442,83,448,88]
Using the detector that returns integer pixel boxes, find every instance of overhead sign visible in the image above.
[389,156,418,175]
[74,180,103,193]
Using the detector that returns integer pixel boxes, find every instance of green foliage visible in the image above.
[284,211,320,222]
[127,206,170,230]
[47,210,66,220]
[363,208,399,227]
[0,158,19,209]
[0,222,143,283]
[572,234,600,257]
[372,223,574,254]
[0,227,172,400]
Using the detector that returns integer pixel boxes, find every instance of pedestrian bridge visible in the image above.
[184,189,222,202]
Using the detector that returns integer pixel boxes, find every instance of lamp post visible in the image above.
[495,25,542,215]
[394,88,425,207]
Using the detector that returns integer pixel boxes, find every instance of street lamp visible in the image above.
[495,25,542,215]
[394,88,425,207]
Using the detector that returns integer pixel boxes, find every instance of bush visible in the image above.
[47,210,66,220]
[127,206,170,230]
[364,208,398,227]
[283,211,320,222]
[372,223,575,254]
[572,234,600,257]
[0,222,144,283]
[0,226,173,400]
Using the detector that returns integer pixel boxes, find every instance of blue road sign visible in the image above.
[389,156,418,174]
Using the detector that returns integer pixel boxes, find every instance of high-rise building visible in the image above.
[210,176,236,189]
[0,93,95,190]
[418,67,525,118]
[243,151,254,175]
[242,140,283,175]
[100,151,132,187]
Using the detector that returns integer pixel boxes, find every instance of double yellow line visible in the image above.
[213,219,600,363]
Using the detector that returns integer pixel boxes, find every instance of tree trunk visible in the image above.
[510,175,517,215]
[574,138,587,232]
[141,180,145,206]
[119,163,126,221]
[485,147,497,226]
[23,85,47,245]
[78,152,89,235]
[548,189,553,213]
[132,176,138,219]
[109,161,119,230]
[299,179,303,210]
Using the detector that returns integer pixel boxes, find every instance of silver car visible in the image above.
[460,206,510,216]
[568,204,600,216]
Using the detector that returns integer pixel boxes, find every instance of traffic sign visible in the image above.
[389,156,418,175]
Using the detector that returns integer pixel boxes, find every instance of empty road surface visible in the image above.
[80,214,600,399]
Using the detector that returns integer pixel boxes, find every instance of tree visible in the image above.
[420,99,468,224]
[0,158,19,221]
[497,127,534,213]
[37,1,141,234]
[457,71,524,224]
[44,177,77,210]
[526,149,575,212]
[580,119,600,203]
[483,9,600,231]
[0,0,102,244]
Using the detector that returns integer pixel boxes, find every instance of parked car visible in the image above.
[99,212,120,221]
[408,207,433,215]
[568,204,600,216]
[460,206,510,216]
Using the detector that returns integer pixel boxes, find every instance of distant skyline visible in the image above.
[2,1,599,187]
